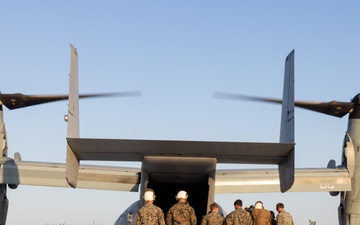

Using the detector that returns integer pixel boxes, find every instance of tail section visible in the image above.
[67,44,80,138]
[280,49,295,143]
[65,44,80,188]
[278,49,295,192]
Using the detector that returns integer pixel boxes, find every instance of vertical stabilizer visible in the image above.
[280,49,295,143]
[67,44,80,138]
[65,44,80,188]
[278,49,295,192]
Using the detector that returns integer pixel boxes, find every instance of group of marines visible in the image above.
[136,189,294,225]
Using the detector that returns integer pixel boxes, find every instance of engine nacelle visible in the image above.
[342,133,355,179]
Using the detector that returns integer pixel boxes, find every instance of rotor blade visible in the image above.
[293,100,353,118]
[0,91,141,110]
[213,92,282,104]
[213,91,353,118]
[78,91,142,99]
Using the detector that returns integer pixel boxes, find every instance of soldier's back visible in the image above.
[166,202,197,225]
[225,208,252,225]
[201,212,223,225]
[252,208,271,225]
[137,204,165,225]
[276,211,294,225]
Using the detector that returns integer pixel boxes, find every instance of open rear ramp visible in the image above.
[141,156,216,224]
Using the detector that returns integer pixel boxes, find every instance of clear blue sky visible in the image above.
[1,1,360,225]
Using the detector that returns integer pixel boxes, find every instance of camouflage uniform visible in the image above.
[166,202,197,225]
[137,203,166,225]
[200,211,224,225]
[276,210,294,225]
[224,208,252,225]
[252,208,271,225]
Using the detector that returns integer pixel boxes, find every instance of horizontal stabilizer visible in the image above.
[67,138,294,165]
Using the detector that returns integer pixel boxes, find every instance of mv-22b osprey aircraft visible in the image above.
[0,46,356,225]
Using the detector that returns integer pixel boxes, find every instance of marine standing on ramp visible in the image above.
[137,189,166,225]
[200,202,224,225]
[166,190,197,225]
[275,203,294,225]
[224,199,252,225]
[251,201,271,225]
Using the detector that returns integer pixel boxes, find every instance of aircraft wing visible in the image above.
[0,159,350,193]
[0,159,139,192]
[215,167,351,193]
[4,140,345,194]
